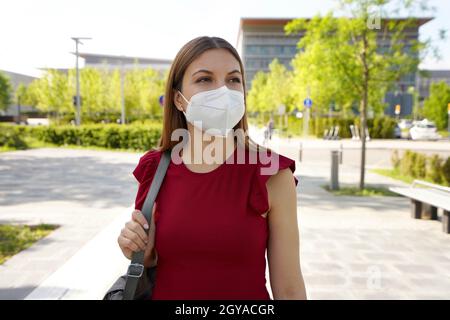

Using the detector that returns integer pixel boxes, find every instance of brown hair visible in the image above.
[157,36,268,154]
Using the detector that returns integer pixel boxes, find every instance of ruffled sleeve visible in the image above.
[133,148,162,211]
[248,150,298,215]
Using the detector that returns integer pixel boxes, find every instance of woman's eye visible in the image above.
[229,77,241,83]
[197,77,210,83]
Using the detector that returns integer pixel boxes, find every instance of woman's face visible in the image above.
[174,48,244,112]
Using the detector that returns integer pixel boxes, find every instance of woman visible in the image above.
[117,36,307,300]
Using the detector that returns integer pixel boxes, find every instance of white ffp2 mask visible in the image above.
[178,85,245,137]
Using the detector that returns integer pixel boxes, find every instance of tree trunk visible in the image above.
[359,92,368,190]
[359,30,369,191]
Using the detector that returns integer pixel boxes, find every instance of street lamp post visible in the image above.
[71,37,92,126]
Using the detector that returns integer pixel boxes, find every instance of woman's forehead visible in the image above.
[186,49,241,75]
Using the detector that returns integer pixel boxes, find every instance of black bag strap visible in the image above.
[123,149,171,300]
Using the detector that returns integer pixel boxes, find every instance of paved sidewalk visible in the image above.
[252,124,450,299]
[0,148,141,299]
[296,168,450,299]
[24,205,132,300]
[1,140,449,299]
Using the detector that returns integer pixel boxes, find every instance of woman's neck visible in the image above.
[181,125,236,165]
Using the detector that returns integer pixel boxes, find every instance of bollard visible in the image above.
[330,150,339,190]
[298,142,303,162]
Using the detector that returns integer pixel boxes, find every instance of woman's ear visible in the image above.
[173,89,185,112]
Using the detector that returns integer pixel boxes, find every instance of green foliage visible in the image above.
[426,154,443,184]
[322,184,400,197]
[390,149,449,186]
[443,157,450,185]
[413,153,427,178]
[0,124,28,149]
[399,150,415,177]
[0,223,58,265]
[27,123,162,151]
[284,2,425,118]
[391,149,400,169]
[246,59,295,114]
[422,81,450,130]
[25,66,166,123]
[250,114,396,139]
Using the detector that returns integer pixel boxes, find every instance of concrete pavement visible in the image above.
[1,131,449,300]
[0,148,140,299]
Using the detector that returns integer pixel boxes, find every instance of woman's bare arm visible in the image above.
[266,168,307,300]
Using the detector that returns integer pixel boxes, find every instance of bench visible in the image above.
[323,126,340,140]
[389,180,450,234]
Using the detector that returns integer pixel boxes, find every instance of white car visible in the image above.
[409,119,441,141]
[398,119,413,130]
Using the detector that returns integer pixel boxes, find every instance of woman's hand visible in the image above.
[117,208,157,268]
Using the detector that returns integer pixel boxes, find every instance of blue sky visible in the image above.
[0,0,448,78]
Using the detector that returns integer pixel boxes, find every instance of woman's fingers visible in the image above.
[121,227,147,251]
[118,235,139,254]
[132,210,149,230]
[125,220,148,245]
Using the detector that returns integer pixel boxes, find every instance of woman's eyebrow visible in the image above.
[228,69,241,75]
[191,69,241,76]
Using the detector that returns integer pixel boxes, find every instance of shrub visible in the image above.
[400,150,415,177]
[413,153,427,178]
[5,123,162,151]
[441,157,450,185]
[391,149,449,186]
[426,154,443,184]
[391,149,400,170]
[0,124,28,149]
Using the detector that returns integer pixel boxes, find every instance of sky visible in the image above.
[0,0,449,78]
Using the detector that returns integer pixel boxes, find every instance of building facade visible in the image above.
[417,69,450,100]
[77,52,172,71]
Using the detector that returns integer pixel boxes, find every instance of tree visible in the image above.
[0,71,12,112]
[246,59,295,114]
[246,71,269,113]
[27,69,73,121]
[25,65,166,123]
[423,81,450,130]
[286,0,435,190]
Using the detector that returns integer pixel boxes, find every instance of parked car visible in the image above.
[409,119,441,141]
[394,124,402,139]
[398,119,413,130]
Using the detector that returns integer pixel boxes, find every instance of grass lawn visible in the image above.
[438,130,449,138]
[370,168,417,185]
[0,223,59,265]
[322,184,400,197]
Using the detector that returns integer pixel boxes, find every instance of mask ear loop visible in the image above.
[178,91,190,106]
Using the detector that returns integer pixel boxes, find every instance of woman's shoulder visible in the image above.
[246,146,298,215]
[132,148,163,184]
[245,146,296,177]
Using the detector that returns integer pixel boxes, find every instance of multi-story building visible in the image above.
[417,69,450,100]
[237,17,433,117]
[77,52,172,71]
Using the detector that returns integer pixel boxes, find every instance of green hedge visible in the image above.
[249,114,397,139]
[391,149,450,186]
[1,123,163,151]
[0,125,28,149]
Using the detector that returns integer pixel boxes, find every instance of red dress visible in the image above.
[132,145,298,300]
